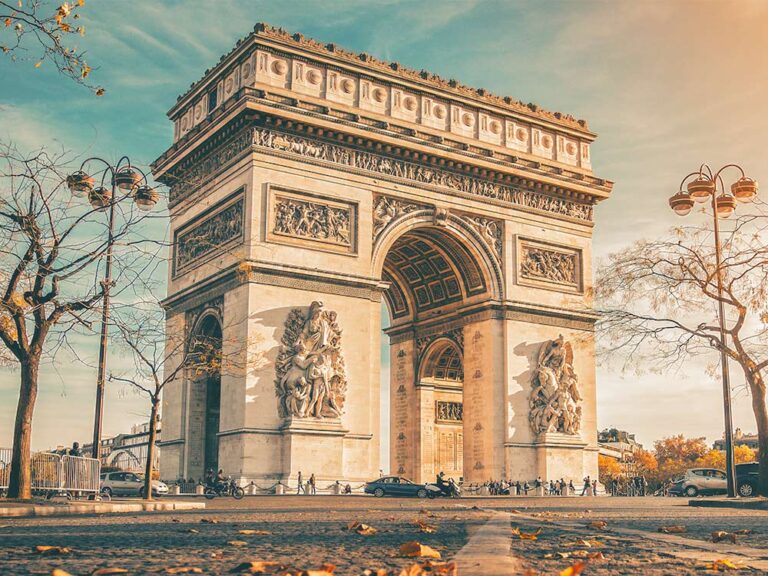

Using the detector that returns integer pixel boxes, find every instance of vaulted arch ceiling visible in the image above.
[421,340,464,383]
[382,227,487,321]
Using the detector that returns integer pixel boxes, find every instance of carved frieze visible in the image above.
[518,238,582,292]
[530,336,582,436]
[436,401,463,423]
[167,125,595,224]
[174,193,244,275]
[275,301,347,420]
[416,328,464,359]
[372,195,426,240]
[268,186,356,254]
[464,215,502,261]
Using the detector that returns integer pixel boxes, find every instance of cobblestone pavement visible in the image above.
[1,496,767,575]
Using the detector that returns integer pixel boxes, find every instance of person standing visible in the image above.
[69,442,82,457]
[297,471,304,495]
[581,475,591,496]
[309,473,317,495]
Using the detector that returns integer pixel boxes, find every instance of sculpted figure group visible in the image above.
[276,301,347,419]
[529,335,582,435]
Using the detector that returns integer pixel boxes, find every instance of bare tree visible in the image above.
[109,301,258,500]
[1,0,104,93]
[0,142,161,499]
[596,210,768,496]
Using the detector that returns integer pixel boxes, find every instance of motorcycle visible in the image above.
[425,479,461,499]
[204,477,245,500]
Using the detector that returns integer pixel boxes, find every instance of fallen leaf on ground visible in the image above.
[164,569,203,574]
[399,541,442,559]
[659,526,687,533]
[586,521,608,530]
[91,570,129,576]
[699,559,742,571]
[35,546,71,555]
[732,529,753,535]
[559,561,588,576]
[571,551,605,560]
[229,561,286,574]
[712,531,738,544]
[362,569,389,576]
[210,551,225,560]
[184,528,199,534]
[419,509,436,518]
[237,530,271,535]
[347,521,378,536]
[416,520,437,533]
[201,518,220,524]
[227,540,249,547]
[568,539,604,548]
[511,527,542,540]
[51,570,73,576]
[397,561,456,576]
[301,564,336,576]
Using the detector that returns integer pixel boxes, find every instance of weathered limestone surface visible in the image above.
[154,24,611,486]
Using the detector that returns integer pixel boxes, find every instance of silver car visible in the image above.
[681,468,727,497]
[100,471,169,498]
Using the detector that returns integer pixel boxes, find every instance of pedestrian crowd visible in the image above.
[608,475,648,496]
[467,475,598,496]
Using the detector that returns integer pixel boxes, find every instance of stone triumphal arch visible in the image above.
[153,24,612,485]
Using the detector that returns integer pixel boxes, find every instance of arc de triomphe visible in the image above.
[152,24,613,486]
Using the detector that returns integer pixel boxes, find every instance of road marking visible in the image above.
[453,511,523,575]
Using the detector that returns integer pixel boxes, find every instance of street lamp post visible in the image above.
[668,164,758,498]
[66,157,160,460]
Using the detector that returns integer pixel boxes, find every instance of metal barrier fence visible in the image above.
[0,449,101,496]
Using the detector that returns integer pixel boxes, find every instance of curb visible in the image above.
[688,498,768,511]
[0,500,205,518]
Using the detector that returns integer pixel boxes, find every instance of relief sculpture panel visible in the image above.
[518,238,581,292]
[174,193,244,275]
[267,186,357,254]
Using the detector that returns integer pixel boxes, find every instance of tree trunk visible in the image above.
[8,359,39,499]
[746,372,768,497]
[143,399,159,501]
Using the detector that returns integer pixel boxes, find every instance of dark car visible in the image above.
[736,462,759,497]
[364,476,429,498]
[667,479,685,497]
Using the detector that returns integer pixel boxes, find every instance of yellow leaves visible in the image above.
[35,545,71,555]
[237,529,272,535]
[77,0,85,6]
[57,3,72,18]
[80,64,91,78]
[185,528,199,533]
[511,527,542,540]
[227,540,249,547]
[397,561,457,576]
[231,562,286,574]
[659,525,687,533]
[35,61,42,68]
[399,541,441,559]
[51,570,74,576]
[568,539,604,548]
[546,551,604,560]
[4,17,11,27]
[699,559,742,571]
[558,561,588,576]
[59,22,71,32]
[346,521,377,536]
[91,570,129,576]
[95,87,106,96]
[415,520,437,534]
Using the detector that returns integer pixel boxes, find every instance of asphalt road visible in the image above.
[1,496,766,575]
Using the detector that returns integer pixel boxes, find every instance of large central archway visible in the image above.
[375,213,503,483]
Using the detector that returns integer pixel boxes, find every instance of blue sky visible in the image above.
[2,0,768,456]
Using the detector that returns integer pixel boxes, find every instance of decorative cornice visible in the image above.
[171,22,590,133]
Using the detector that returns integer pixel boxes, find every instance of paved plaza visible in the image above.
[2,496,767,575]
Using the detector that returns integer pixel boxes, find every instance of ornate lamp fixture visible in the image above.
[65,156,161,460]
[669,163,758,499]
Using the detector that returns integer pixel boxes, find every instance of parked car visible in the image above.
[680,468,727,497]
[736,462,759,497]
[364,476,429,498]
[100,471,169,498]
